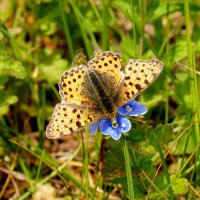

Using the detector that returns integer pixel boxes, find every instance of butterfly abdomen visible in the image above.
[83,68,118,115]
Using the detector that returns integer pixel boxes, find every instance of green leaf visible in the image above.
[0,91,18,116]
[0,50,26,79]
[168,39,188,63]
[150,2,181,21]
[39,52,69,84]
[0,76,8,85]
[149,124,173,147]
[170,175,189,195]
[0,0,15,22]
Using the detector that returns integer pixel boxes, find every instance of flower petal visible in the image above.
[101,126,114,136]
[129,103,147,116]
[119,117,131,133]
[118,105,129,116]
[98,116,107,127]
[118,100,147,117]
[129,100,138,106]
[89,116,107,135]
[89,122,98,135]
[111,128,121,140]
[100,119,113,136]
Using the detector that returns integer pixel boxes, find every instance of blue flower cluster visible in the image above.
[89,100,147,140]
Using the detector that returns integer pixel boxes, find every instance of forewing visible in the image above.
[59,65,90,104]
[88,51,122,86]
[119,59,164,104]
[46,103,101,139]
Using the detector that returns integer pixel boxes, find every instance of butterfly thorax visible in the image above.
[82,67,119,118]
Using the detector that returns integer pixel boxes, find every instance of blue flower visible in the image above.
[89,117,106,135]
[100,115,131,140]
[89,100,147,140]
[118,100,147,117]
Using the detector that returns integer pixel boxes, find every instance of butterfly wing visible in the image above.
[59,64,91,105]
[119,59,164,105]
[88,51,122,86]
[47,64,100,139]
[46,103,101,139]
[59,51,123,104]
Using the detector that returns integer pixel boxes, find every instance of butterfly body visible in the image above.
[82,67,120,119]
[46,51,164,139]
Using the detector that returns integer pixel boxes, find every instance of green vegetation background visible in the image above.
[0,0,200,199]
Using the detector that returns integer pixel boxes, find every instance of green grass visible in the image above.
[123,137,134,199]
[0,0,200,199]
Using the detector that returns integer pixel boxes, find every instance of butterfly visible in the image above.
[46,51,164,139]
